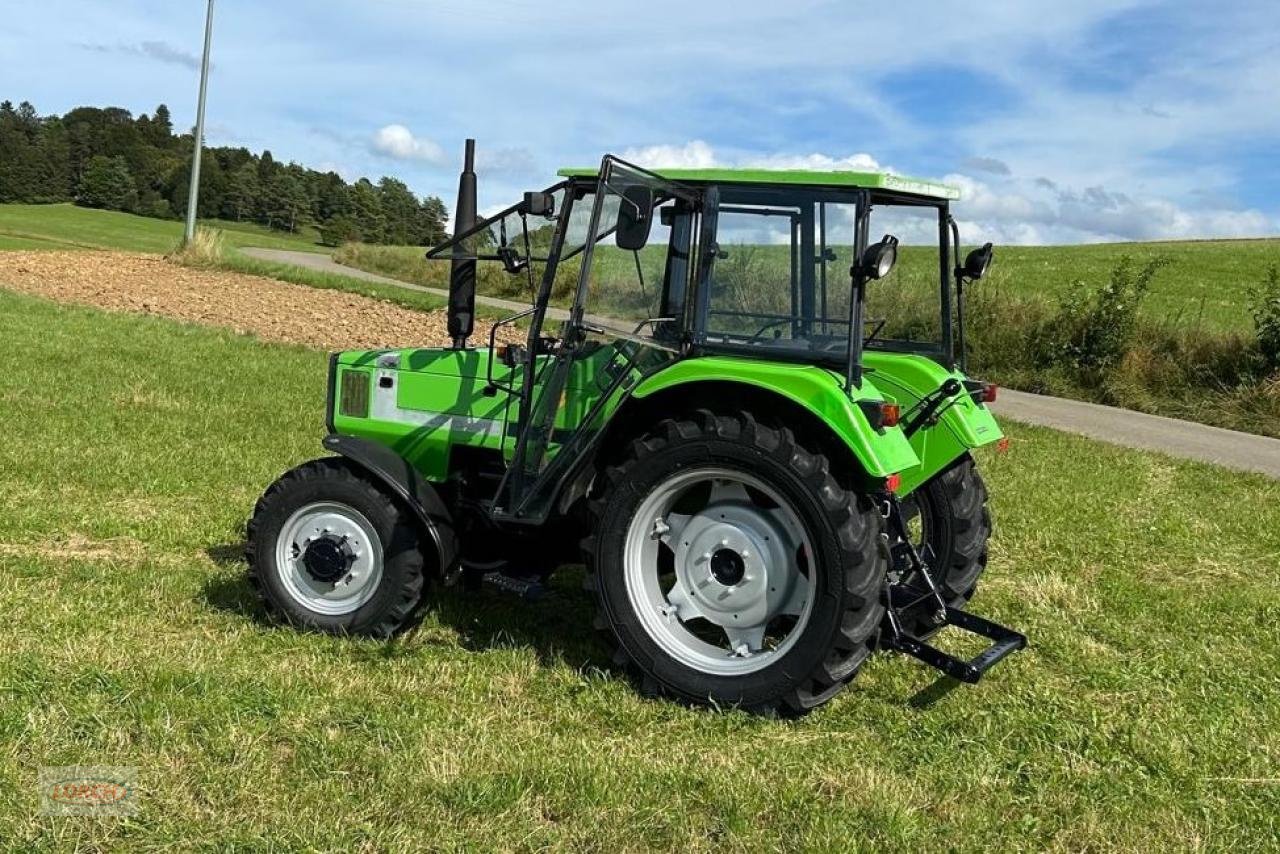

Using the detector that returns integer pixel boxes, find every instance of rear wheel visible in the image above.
[246,458,425,637]
[584,411,887,715]
[897,455,990,636]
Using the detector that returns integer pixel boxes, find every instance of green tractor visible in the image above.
[247,141,1025,714]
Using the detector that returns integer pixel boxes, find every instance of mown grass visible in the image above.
[0,288,1277,849]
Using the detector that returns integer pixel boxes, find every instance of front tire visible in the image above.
[246,458,425,637]
[584,411,887,716]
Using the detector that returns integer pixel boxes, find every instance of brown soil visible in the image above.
[0,251,519,351]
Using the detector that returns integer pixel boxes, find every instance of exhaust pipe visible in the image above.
[448,139,478,350]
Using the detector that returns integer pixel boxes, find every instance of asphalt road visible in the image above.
[245,248,1280,480]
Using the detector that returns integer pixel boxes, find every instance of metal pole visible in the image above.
[184,0,216,245]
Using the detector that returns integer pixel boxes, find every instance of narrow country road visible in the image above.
[242,247,568,320]
[244,248,1280,480]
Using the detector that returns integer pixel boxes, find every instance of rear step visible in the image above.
[883,606,1026,684]
[880,492,1027,683]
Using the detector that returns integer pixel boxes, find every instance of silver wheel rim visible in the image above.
[623,466,817,676]
[274,501,383,616]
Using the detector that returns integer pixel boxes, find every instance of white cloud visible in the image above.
[945,173,1278,245]
[619,141,718,169]
[371,125,445,164]
[617,141,1279,245]
[619,140,885,174]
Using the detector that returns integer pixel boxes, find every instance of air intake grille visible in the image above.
[339,370,370,418]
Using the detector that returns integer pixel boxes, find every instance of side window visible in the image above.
[704,200,857,351]
[864,204,945,349]
[706,205,800,340]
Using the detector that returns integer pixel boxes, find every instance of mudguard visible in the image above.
[322,434,460,572]
[631,356,920,479]
[861,352,1004,494]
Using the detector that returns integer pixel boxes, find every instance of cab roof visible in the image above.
[556,166,961,201]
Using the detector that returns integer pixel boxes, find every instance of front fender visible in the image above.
[633,357,920,478]
[322,434,459,572]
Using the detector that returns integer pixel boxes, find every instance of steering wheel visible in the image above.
[863,317,888,346]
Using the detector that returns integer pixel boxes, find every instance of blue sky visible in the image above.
[3,0,1278,244]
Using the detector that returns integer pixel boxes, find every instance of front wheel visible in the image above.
[584,411,888,716]
[246,458,425,637]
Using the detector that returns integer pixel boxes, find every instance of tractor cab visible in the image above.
[248,143,1025,714]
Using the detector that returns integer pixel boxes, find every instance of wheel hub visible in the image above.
[709,549,745,586]
[301,535,356,583]
[623,469,818,676]
[671,496,798,629]
[274,501,383,616]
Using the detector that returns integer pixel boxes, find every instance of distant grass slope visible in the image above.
[0,288,1278,849]
[337,237,1280,332]
[0,203,323,254]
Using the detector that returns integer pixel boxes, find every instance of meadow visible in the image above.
[0,287,1277,849]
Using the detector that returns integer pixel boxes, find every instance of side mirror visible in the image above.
[497,245,528,275]
[859,235,899,280]
[963,243,993,280]
[616,185,655,251]
[522,191,556,217]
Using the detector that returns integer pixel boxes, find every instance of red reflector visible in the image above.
[880,403,901,428]
[885,473,902,493]
[997,437,1010,454]
[983,384,999,403]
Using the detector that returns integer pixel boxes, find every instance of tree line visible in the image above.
[0,99,448,247]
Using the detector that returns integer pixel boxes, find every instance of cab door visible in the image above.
[492,157,711,523]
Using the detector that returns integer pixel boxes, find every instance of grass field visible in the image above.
[0,288,1277,849]
[0,203,324,254]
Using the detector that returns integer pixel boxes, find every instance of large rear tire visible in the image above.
[246,458,425,637]
[898,455,990,636]
[583,411,887,716]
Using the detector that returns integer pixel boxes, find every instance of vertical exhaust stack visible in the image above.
[448,139,478,350]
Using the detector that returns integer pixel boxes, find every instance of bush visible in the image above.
[1037,255,1171,380]
[167,227,224,267]
[1251,264,1280,371]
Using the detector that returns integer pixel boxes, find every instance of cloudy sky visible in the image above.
[4,0,1278,244]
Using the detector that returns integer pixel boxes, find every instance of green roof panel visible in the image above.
[556,166,961,200]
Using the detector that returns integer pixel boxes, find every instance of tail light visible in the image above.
[982,383,999,403]
[858,400,902,430]
[885,473,902,493]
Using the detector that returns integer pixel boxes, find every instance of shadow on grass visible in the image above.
[199,542,605,672]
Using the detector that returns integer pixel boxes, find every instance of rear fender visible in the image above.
[629,357,920,481]
[322,434,459,573]
[861,352,1003,493]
